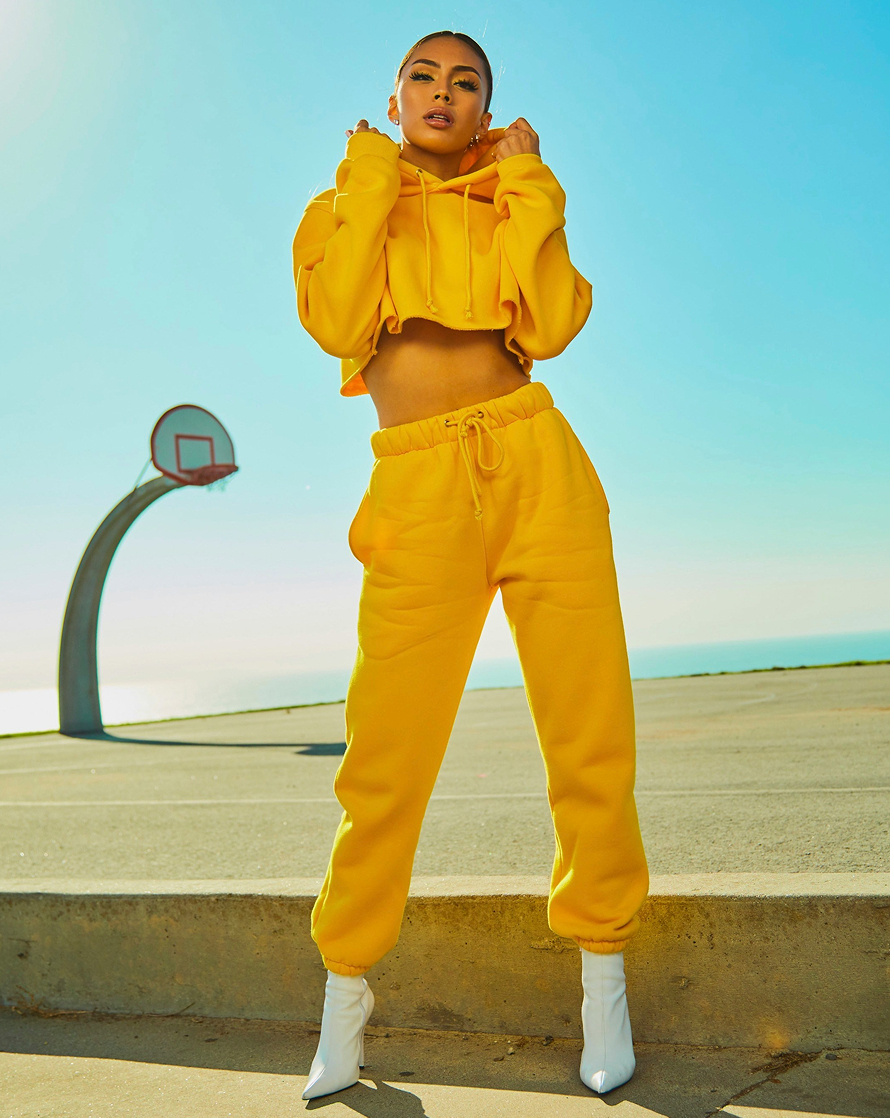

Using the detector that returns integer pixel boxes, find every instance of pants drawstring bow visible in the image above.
[445,409,505,519]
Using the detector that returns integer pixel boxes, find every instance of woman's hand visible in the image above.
[491,118,540,162]
[345,119,383,138]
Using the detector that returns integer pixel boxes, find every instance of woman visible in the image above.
[291,29,649,1100]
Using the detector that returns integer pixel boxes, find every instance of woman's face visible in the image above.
[389,36,491,155]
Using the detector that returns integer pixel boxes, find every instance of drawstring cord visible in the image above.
[444,410,504,519]
[462,184,472,319]
[415,169,473,320]
[416,169,438,314]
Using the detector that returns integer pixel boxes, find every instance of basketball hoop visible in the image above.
[180,463,238,486]
[58,402,240,736]
[150,405,239,487]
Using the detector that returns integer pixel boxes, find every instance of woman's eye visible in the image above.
[407,69,479,93]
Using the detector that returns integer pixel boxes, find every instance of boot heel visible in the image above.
[359,983,374,1068]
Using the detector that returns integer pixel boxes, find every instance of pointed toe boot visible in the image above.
[301,970,375,1100]
[579,946,636,1094]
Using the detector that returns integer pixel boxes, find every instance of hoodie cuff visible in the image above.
[495,152,545,177]
[345,130,401,163]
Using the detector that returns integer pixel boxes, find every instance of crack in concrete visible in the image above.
[704,1050,823,1116]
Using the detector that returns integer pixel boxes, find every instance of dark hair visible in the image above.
[394,31,493,113]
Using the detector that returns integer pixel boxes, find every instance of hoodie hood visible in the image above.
[395,128,506,318]
[396,127,506,200]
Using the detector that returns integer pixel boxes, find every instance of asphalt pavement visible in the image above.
[0,663,887,881]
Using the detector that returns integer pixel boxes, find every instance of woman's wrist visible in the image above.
[495,151,544,171]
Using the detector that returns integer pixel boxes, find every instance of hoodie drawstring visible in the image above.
[415,169,473,321]
[444,409,504,520]
[416,169,438,314]
[462,184,473,319]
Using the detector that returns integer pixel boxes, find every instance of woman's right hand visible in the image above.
[345,119,383,138]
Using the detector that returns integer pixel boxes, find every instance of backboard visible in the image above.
[150,405,238,486]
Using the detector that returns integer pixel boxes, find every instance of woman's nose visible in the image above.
[434,90,450,103]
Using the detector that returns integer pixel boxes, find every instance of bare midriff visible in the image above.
[361,318,532,429]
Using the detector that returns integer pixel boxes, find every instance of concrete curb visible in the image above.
[1,873,888,1051]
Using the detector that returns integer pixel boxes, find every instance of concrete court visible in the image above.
[0,1009,888,1118]
[0,663,889,880]
[0,664,887,880]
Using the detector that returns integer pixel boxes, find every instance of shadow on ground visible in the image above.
[61,732,346,754]
[1,1009,888,1117]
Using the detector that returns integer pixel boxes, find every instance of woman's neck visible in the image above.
[397,142,463,182]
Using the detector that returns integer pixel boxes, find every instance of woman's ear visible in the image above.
[387,93,399,125]
[470,113,494,145]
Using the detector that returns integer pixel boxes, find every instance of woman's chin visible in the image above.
[406,135,468,155]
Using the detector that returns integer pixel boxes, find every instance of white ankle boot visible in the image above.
[579,946,636,1094]
[301,970,375,1100]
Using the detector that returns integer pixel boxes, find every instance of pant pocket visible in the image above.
[348,489,372,564]
[579,447,611,515]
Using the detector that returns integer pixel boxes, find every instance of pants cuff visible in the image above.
[322,953,371,977]
[575,938,629,954]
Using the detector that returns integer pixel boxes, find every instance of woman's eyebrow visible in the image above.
[411,58,482,78]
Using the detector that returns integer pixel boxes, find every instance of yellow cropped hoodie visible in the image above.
[292,128,593,397]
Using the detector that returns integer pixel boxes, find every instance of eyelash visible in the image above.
[408,69,479,92]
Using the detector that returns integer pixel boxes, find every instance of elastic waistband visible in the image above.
[370,379,554,458]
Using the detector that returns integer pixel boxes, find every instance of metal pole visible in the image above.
[58,476,183,735]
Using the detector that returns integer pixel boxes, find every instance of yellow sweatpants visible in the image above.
[312,379,649,976]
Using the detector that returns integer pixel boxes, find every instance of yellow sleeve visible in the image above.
[493,153,593,360]
[292,131,401,358]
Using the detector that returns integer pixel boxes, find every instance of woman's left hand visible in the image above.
[491,118,540,162]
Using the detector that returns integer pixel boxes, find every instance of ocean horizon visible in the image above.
[2,629,888,738]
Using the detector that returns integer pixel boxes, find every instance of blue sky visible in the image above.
[1,0,888,697]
